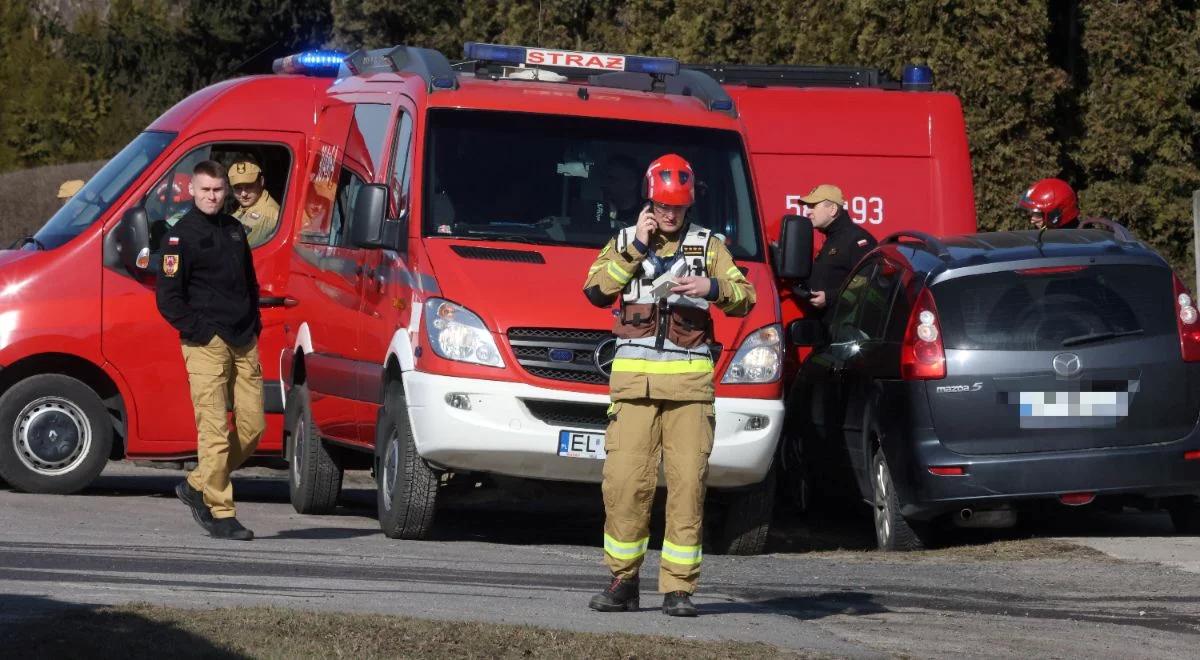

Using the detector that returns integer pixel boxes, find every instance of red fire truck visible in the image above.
[0,43,975,554]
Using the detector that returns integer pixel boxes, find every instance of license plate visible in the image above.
[1012,391,1130,429]
[557,430,607,459]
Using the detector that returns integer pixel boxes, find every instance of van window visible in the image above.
[934,265,1175,351]
[329,168,366,247]
[145,143,291,252]
[348,104,391,179]
[389,111,414,221]
[32,131,175,250]
[422,109,763,260]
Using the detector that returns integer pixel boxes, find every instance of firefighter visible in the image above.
[229,159,280,247]
[802,184,876,311]
[583,154,755,617]
[57,179,84,203]
[1018,177,1080,229]
[157,160,264,541]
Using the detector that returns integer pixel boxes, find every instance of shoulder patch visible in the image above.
[163,254,179,277]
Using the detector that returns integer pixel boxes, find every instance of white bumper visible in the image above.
[401,370,783,488]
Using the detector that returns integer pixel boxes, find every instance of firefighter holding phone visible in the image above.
[582,154,755,617]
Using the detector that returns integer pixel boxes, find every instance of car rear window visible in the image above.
[933,265,1175,351]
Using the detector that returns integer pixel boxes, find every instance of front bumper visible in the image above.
[900,428,1200,519]
[401,371,783,488]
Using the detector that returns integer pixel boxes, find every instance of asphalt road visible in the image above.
[2,463,1199,658]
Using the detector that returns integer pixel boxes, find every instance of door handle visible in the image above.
[259,296,298,308]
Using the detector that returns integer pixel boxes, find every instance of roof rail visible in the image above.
[683,64,891,89]
[1078,216,1137,243]
[882,231,951,258]
[340,46,459,92]
[587,69,736,116]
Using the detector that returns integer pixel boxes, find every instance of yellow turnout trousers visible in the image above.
[602,399,715,593]
[180,335,265,519]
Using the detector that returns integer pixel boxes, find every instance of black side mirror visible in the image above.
[351,184,389,249]
[775,214,813,280]
[115,207,150,273]
[788,318,829,347]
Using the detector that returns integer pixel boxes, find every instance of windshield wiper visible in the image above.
[1061,328,1144,347]
[9,236,46,251]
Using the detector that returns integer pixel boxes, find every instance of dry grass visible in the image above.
[773,537,1112,563]
[0,160,106,247]
[3,603,816,660]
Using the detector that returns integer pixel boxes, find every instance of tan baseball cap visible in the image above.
[57,179,85,199]
[228,160,263,185]
[798,184,845,206]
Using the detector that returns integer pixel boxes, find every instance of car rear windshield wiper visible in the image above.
[1061,328,1144,347]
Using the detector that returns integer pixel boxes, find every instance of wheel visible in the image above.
[285,384,343,514]
[708,468,775,555]
[871,448,931,551]
[1168,498,1200,534]
[0,374,112,494]
[375,383,438,540]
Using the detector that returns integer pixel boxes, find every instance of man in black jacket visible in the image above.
[156,160,263,541]
[800,184,877,312]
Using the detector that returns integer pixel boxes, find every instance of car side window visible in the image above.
[329,168,365,248]
[825,259,877,343]
[856,259,903,341]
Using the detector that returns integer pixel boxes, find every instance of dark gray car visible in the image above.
[785,223,1200,550]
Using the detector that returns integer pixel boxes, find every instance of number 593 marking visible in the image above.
[785,194,885,225]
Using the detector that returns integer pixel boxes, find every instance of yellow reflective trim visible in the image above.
[611,358,714,374]
[604,534,649,560]
[725,266,744,281]
[607,261,634,285]
[661,539,703,565]
[599,244,611,257]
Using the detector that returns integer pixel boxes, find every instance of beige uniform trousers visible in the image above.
[602,399,715,593]
[181,335,265,519]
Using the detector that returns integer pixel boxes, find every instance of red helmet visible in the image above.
[644,154,694,206]
[1018,178,1079,228]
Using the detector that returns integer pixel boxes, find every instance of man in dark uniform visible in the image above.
[800,184,877,311]
[156,160,264,541]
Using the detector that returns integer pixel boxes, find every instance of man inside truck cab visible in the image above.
[584,154,756,617]
[230,159,280,247]
[801,183,876,310]
[1018,177,1080,230]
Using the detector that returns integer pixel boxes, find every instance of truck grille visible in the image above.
[524,400,609,429]
[507,328,612,384]
[506,327,721,385]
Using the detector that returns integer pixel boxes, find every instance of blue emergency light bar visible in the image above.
[902,64,934,90]
[463,42,680,76]
[272,50,349,77]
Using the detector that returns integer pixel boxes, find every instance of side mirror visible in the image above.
[788,318,829,347]
[775,214,813,280]
[115,207,150,273]
[350,184,389,249]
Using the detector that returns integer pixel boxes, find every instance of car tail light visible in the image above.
[928,466,965,476]
[1185,450,1200,461]
[1172,274,1200,362]
[1016,265,1087,276]
[1059,492,1096,506]
[901,288,946,380]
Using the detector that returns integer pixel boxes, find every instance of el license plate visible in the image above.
[557,430,606,459]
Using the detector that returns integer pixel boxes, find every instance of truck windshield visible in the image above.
[423,109,762,260]
[31,131,176,250]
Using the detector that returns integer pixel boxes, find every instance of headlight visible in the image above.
[722,324,782,384]
[424,298,504,368]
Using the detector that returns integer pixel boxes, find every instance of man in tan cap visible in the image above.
[57,179,84,203]
[799,184,876,311]
[229,159,279,247]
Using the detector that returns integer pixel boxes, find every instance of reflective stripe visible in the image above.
[611,357,713,374]
[725,266,743,281]
[607,261,634,285]
[604,534,649,561]
[661,540,703,565]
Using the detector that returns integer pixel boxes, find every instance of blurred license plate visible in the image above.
[557,430,606,459]
[1016,391,1130,417]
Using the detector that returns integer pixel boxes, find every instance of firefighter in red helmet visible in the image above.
[1018,178,1080,229]
[582,154,756,617]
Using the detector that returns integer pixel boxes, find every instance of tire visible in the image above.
[709,468,775,556]
[1168,499,1200,535]
[375,383,438,540]
[871,448,931,551]
[0,374,112,494]
[285,384,343,514]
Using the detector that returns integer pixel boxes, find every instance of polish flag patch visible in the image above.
[168,237,180,246]
[857,239,869,247]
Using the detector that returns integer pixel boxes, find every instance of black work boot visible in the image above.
[662,591,698,617]
[175,480,214,533]
[589,576,640,612]
[210,517,254,541]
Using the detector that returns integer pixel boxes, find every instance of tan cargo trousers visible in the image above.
[602,399,715,593]
[180,335,265,520]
